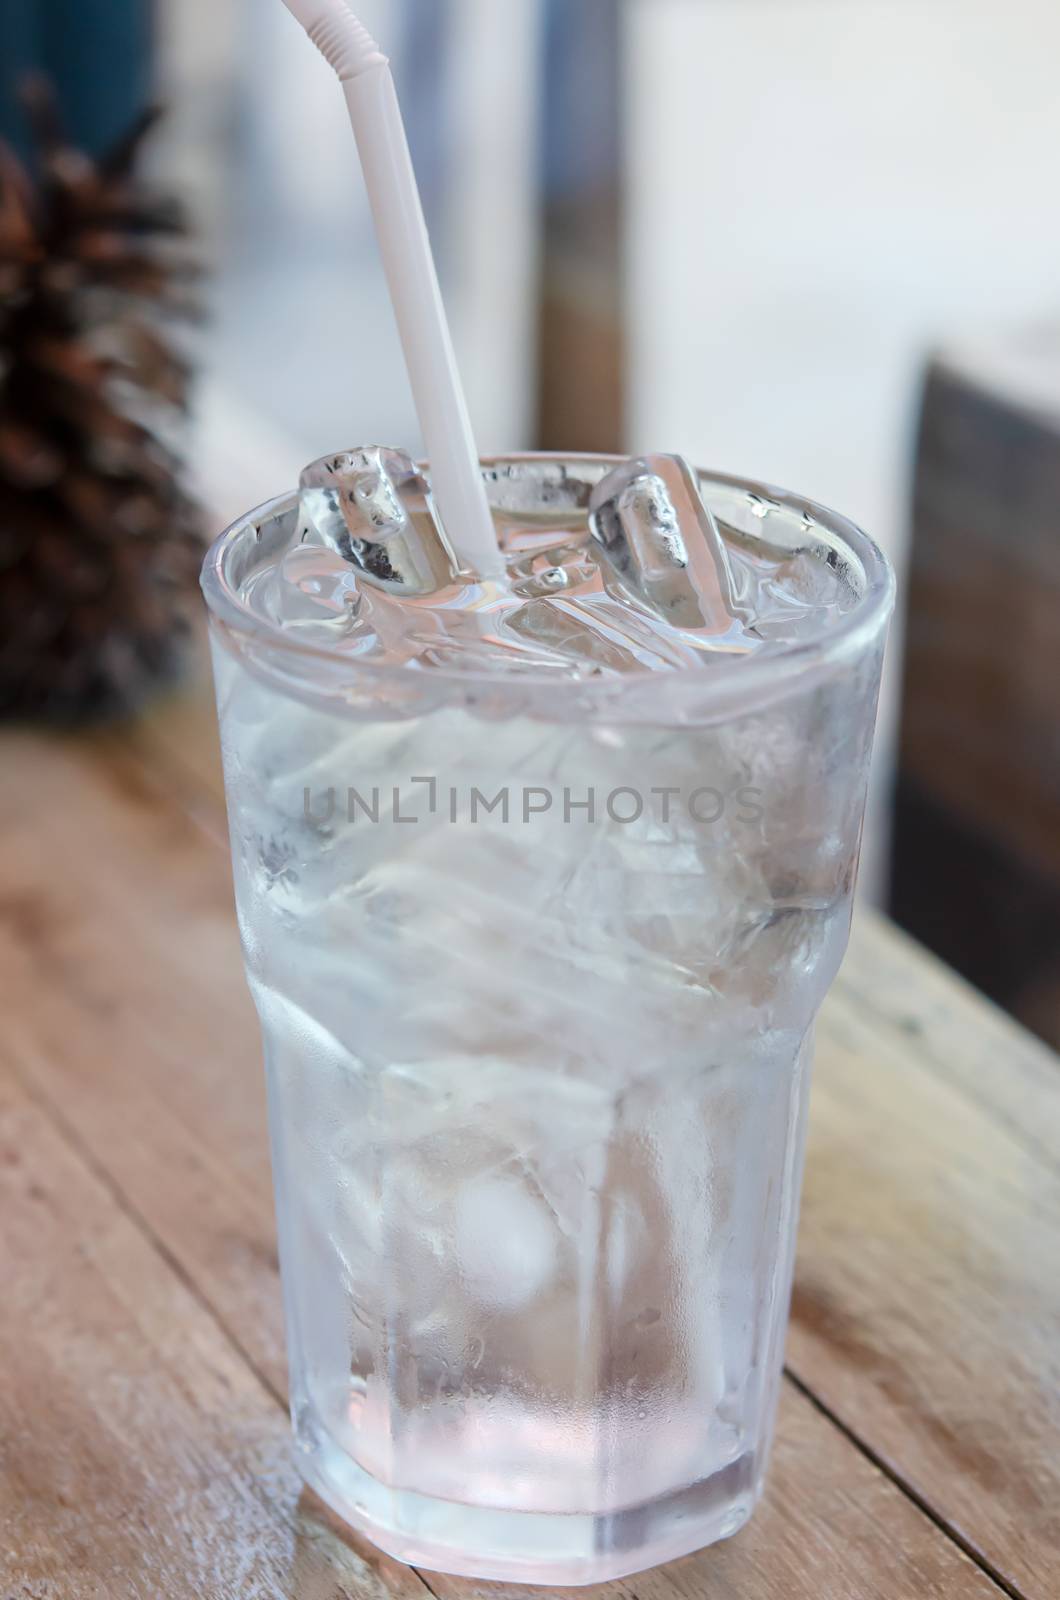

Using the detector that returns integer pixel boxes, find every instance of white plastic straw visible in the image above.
[279,0,503,577]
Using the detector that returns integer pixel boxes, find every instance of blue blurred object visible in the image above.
[0,0,153,158]
[542,0,621,200]
[401,0,450,244]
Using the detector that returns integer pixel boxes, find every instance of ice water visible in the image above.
[205,456,892,1584]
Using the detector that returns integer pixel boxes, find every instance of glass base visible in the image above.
[298,1421,761,1586]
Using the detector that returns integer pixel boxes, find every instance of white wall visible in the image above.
[626,0,1060,892]
[445,0,542,452]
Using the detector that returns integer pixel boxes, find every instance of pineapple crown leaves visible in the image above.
[0,77,202,472]
[3,76,198,303]
[0,76,205,726]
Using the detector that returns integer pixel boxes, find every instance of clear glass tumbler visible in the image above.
[202,458,894,1585]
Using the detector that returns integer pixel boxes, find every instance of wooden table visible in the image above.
[2,654,1058,1600]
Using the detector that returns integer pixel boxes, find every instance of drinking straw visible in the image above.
[278,0,504,577]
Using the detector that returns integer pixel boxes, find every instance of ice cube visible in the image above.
[299,445,459,596]
[589,454,745,640]
[480,456,606,519]
[454,1174,559,1311]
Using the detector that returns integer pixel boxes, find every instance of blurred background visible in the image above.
[2,0,1058,1044]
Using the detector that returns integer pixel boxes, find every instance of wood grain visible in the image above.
[1,711,1055,1596]
[0,1062,430,1600]
[123,639,226,807]
[838,919,1060,1171]
[792,980,1060,1597]
[424,1386,1003,1600]
[0,733,285,1399]
[0,1050,1001,1600]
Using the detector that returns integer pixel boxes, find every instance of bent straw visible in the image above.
[279,0,503,577]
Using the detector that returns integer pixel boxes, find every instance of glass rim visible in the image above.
[200,453,896,714]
